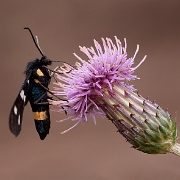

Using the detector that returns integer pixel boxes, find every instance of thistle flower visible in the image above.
[52,36,180,156]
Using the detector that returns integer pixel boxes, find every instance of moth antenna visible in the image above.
[24,27,44,57]
[35,35,44,55]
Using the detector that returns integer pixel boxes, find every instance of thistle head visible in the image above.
[51,36,179,156]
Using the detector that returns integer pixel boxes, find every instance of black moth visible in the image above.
[9,27,64,140]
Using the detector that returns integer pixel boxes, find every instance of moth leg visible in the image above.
[43,65,62,75]
[35,102,50,105]
[43,65,73,83]
[50,66,61,77]
[37,81,67,101]
[50,66,61,83]
[34,84,67,114]
[37,81,67,114]
[33,92,55,105]
[34,92,49,104]
[35,100,67,114]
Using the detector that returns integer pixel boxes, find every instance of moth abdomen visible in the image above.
[34,111,50,140]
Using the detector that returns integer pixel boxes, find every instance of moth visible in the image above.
[9,27,65,140]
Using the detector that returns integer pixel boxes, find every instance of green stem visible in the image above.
[169,143,180,157]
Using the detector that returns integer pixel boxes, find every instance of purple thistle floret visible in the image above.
[52,37,146,131]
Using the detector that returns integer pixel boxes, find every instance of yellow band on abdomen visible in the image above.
[33,111,48,120]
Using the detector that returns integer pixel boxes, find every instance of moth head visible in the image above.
[40,56,52,66]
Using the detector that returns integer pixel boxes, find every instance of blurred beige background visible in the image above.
[1,1,180,179]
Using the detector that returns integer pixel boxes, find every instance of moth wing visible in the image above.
[9,78,30,136]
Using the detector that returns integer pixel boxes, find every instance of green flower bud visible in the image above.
[97,84,179,156]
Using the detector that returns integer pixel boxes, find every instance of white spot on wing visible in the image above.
[18,115,21,125]
[14,106,17,115]
[23,94,26,102]
[20,90,24,99]
[20,90,26,102]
